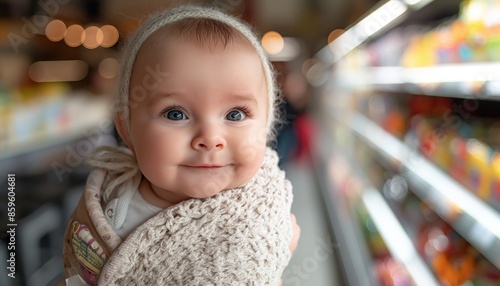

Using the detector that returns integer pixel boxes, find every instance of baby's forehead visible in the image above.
[142,18,256,54]
[131,19,266,85]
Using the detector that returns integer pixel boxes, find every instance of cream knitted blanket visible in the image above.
[84,147,294,285]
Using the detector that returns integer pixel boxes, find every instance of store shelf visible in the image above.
[0,97,111,161]
[335,62,500,100]
[313,128,439,285]
[340,111,500,269]
[361,188,439,286]
[1,127,96,162]
[312,132,376,286]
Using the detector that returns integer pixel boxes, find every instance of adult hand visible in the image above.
[289,213,300,254]
[279,213,301,286]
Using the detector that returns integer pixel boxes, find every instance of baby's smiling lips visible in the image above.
[185,164,224,168]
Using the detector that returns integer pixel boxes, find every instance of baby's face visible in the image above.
[124,36,268,203]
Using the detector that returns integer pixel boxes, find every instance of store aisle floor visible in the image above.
[282,159,341,286]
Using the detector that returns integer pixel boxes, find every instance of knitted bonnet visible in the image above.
[115,5,278,138]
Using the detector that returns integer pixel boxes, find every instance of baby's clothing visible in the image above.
[102,173,162,239]
[62,147,293,285]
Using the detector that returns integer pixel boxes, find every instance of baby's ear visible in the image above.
[114,113,134,153]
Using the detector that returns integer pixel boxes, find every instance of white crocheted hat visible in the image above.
[115,5,277,138]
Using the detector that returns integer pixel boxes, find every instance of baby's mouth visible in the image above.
[192,165,223,168]
[184,164,226,169]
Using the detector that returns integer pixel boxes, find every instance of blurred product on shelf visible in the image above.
[410,116,500,211]
[357,0,500,68]
[465,139,491,200]
[356,201,389,260]
[401,0,500,66]
[0,82,110,159]
[356,89,500,211]
[450,136,468,184]
[328,154,417,286]
[416,210,500,285]
[459,0,500,62]
[491,153,500,209]
[375,258,413,286]
[1,83,68,147]
[385,176,500,286]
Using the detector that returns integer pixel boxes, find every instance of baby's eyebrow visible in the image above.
[147,91,259,106]
[144,91,181,107]
[225,93,258,105]
[149,91,181,100]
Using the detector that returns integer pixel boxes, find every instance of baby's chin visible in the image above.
[151,166,262,200]
[181,179,252,199]
[186,184,238,198]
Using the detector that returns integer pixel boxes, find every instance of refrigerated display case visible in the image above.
[314,0,500,285]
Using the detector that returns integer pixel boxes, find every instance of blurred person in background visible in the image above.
[273,61,314,169]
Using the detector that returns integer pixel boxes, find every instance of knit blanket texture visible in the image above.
[72,148,293,285]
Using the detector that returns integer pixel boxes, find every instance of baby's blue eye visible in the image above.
[164,109,187,120]
[226,110,246,121]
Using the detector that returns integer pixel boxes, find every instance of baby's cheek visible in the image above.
[134,140,169,172]
[237,127,266,157]
[236,138,265,164]
[241,144,265,176]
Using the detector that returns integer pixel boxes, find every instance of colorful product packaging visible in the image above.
[490,152,500,210]
[465,139,491,200]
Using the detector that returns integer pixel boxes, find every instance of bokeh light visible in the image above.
[28,60,88,82]
[83,26,104,49]
[45,19,66,42]
[98,58,119,79]
[64,24,85,47]
[100,25,119,48]
[262,31,284,55]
